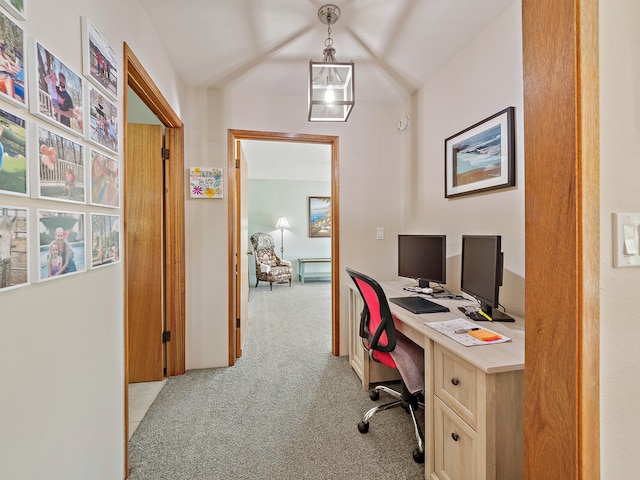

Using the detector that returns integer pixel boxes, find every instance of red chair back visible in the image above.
[346,268,397,368]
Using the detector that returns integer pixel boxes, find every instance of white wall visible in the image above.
[404,3,525,317]
[0,1,183,479]
[600,0,640,477]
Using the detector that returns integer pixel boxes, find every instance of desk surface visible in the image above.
[379,280,525,375]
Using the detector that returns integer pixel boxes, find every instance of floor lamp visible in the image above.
[275,216,289,258]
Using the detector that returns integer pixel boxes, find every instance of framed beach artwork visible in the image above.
[0,8,26,108]
[444,106,515,198]
[0,205,28,292]
[37,209,85,281]
[0,0,26,21]
[89,149,119,207]
[82,17,117,99]
[29,39,84,137]
[36,124,85,203]
[309,196,331,238]
[90,213,120,269]
[87,84,118,154]
[0,106,27,196]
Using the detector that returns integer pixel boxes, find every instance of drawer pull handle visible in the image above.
[451,378,459,386]
[451,432,459,442]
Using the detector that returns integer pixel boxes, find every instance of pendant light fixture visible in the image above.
[308,4,355,122]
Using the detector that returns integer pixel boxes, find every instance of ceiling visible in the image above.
[138,0,516,105]
[138,0,516,179]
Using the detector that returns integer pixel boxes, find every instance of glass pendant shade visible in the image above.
[308,53,354,122]
[308,4,355,122]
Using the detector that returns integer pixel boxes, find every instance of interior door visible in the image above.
[126,123,165,382]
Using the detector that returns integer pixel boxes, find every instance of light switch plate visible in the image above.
[376,227,384,240]
[613,213,640,267]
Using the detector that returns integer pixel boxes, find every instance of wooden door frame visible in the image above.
[227,130,340,366]
[522,1,600,478]
[123,43,186,477]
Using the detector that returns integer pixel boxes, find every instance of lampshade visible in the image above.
[308,4,355,122]
[275,216,289,229]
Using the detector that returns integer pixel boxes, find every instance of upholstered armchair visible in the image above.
[250,232,292,290]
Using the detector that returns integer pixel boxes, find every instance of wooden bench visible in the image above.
[298,258,331,283]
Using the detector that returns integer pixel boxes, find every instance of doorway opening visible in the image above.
[122,43,186,476]
[228,130,340,366]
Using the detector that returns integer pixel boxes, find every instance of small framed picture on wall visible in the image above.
[0,205,29,292]
[90,213,120,269]
[0,0,26,21]
[29,39,84,137]
[81,17,117,99]
[36,124,85,204]
[0,8,27,108]
[308,196,331,238]
[0,106,28,197]
[37,209,86,281]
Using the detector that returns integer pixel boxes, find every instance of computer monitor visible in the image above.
[460,235,514,321]
[397,234,446,289]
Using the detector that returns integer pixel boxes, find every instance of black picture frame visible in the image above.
[444,106,515,198]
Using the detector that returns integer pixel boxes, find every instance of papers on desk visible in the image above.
[424,318,511,347]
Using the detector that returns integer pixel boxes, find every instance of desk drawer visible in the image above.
[432,396,479,480]
[434,344,481,430]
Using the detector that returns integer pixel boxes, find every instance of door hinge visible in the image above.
[162,147,170,160]
[236,318,240,328]
[235,158,240,168]
[162,331,171,343]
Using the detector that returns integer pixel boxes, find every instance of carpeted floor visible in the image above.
[128,281,424,479]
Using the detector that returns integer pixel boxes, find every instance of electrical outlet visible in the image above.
[376,227,384,240]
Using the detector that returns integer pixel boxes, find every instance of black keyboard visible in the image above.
[389,296,450,314]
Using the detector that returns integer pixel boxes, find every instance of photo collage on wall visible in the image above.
[0,2,122,293]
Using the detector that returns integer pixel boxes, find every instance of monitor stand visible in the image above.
[417,279,444,293]
[477,305,514,322]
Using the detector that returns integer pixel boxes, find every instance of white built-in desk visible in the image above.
[347,280,524,480]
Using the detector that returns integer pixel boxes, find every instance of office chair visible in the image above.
[345,267,425,464]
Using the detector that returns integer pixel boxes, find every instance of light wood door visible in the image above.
[126,123,164,382]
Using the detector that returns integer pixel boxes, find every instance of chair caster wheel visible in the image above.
[369,390,380,401]
[357,421,369,434]
[413,448,425,464]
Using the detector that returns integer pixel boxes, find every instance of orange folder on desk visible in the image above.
[468,329,502,342]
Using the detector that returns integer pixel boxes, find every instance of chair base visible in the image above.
[357,382,425,464]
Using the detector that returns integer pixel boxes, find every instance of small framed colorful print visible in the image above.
[189,167,223,198]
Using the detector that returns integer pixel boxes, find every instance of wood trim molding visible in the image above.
[522,1,600,478]
[227,129,340,366]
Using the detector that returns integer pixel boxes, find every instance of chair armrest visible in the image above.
[258,262,272,273]
[279,259,292,267]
